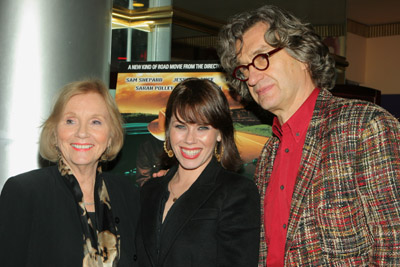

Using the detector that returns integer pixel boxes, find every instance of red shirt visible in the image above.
[265,88,320,266]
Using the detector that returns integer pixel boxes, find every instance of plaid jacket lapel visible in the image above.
[255,136,279,266]
[284,89,330,263]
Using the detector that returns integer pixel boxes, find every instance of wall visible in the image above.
[365,35,400,94]
[346,33,366,84]
[346,33,400,94]
[346,33,400,118]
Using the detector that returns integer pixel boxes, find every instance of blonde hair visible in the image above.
[39,79,124,162]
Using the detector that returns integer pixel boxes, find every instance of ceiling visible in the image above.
[347,0,400,25]
[173,0,400,26]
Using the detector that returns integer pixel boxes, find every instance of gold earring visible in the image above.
[214,142,224,162]
[164,141,174,158]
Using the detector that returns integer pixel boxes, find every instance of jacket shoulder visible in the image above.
[0,166,60,208]
[216,168,259,194]
[3,166,57,191]
[323,91,395,123]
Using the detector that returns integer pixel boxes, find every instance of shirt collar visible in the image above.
[272,88,320,142]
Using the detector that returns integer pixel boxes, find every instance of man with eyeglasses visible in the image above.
[218,4,400,267]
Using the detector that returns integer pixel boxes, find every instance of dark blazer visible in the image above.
[136,158,260,267]
[0,165,140,267]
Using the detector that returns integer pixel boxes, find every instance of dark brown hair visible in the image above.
[163,78,242,171]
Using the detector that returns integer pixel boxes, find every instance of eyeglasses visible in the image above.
[233,47,283,82]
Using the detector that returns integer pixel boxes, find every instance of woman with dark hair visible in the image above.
[136,78,260,267]
[0,79,140,266]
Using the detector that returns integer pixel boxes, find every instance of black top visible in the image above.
[136,158,261,267]
[156,188,169,259]
[0,165,140,267]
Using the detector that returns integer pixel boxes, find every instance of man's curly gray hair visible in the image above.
[217,5,336,101]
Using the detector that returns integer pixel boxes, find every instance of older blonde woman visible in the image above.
[0,79,139,266]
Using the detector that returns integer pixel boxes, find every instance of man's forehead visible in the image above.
[235,22,271,54]
[235,41,272,64]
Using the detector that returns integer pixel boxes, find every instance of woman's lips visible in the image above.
[180,147,201,159]
[71,143,94,151]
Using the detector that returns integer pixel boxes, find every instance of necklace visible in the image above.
[84,202,95,205]
[168,182,178,202]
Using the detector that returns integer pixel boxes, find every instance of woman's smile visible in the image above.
[180,147,202,159]
[71,143,94,151]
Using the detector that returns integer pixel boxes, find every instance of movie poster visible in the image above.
[114,61,272,185]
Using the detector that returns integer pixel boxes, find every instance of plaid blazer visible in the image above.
[255,89,400,266]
